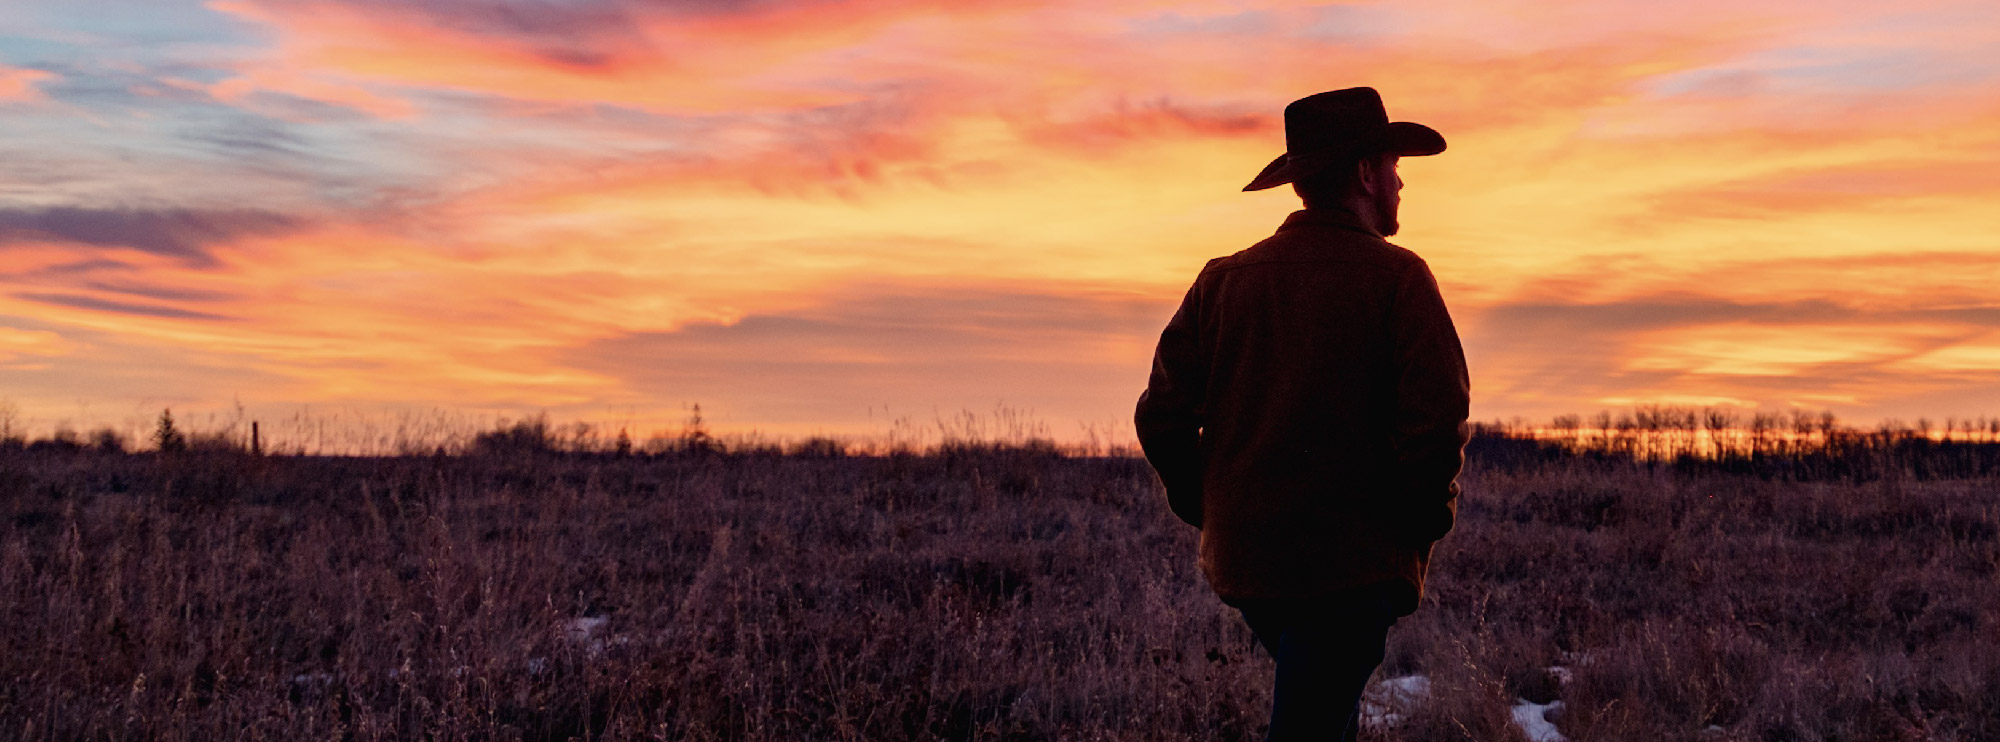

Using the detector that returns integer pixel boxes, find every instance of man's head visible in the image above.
[1292,153,1402,236]
[1242,87,1440,236]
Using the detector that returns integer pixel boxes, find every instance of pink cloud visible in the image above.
[0,66,54,102]
[209,71,418,120]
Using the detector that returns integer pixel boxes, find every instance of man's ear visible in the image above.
[1354,156,1383,198]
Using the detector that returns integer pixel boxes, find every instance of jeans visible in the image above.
[1228,581,1401,742]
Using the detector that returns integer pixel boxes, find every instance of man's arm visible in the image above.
[1390,258,1472,545]
[1136,280,1207,528]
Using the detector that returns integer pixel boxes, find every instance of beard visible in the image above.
[1374,188,1400,237]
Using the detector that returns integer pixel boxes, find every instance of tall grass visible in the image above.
[0,428,1994,740]
[0,401,1136,458]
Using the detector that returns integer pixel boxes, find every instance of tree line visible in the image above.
[1468,405,2000,481]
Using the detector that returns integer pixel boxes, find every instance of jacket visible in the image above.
[1134,206,1471,616]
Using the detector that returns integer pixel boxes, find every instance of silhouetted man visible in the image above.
[1135,87,1470,741]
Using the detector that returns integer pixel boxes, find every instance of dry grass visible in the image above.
[0,440,1995,741]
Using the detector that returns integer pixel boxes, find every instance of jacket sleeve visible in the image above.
[1135,279,1207,528]
[1389,258,1471,545]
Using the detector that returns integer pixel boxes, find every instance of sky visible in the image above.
[2,0,1999,447]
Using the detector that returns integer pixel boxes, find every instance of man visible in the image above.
[1134,87,1470,741]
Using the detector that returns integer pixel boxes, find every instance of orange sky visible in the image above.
[2,0,1999,448]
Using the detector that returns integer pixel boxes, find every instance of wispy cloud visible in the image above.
[564,281,1171,429]
[0,66,55,102]
[1466,289,2000,418]
[0,326,76,364]
[13,292,237,321]
[0,206,303,267]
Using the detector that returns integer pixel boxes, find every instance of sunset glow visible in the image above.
[3,0,1999,444]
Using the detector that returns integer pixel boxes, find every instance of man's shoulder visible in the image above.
[1198,229,1425,279]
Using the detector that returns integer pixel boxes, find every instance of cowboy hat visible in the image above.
[1242,87,1445,192]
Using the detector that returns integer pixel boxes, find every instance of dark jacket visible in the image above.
[1135,207,1470,616]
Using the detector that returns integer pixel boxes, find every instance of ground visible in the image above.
[1,440,1996,740]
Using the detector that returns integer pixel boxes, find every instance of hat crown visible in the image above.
[1283,87,1390,156]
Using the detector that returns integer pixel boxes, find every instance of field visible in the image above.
[2,433,1997,741]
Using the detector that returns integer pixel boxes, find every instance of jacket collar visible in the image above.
[1276,207,1382,239]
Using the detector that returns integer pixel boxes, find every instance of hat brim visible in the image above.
[1242,121,1446,192]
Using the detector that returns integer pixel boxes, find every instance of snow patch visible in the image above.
[1546,665,1574,688]
[559,615,628,658]
[564,616,608,644]
[1512,699,1567,742]
[1359,674,1430,729]
[1359,673,1570,741]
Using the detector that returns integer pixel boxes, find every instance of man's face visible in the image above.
[1373,155,1403,237]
